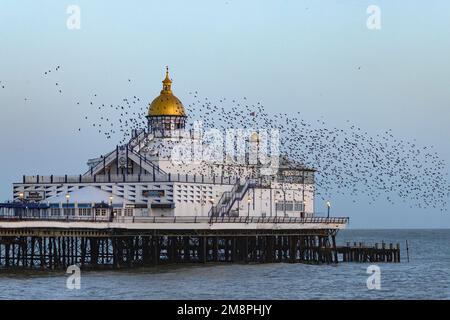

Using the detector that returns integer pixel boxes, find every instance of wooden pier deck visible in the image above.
[337,242,401,263]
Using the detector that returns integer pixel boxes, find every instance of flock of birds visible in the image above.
[79,92,146,144]
[1,67,449,211]
[184,94,450,211]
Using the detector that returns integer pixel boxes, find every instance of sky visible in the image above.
[0,0,449,228]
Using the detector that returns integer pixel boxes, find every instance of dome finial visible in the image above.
[161,66,172,93]
[148,67,186,118]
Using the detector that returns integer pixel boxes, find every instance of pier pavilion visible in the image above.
[0,68,364,268]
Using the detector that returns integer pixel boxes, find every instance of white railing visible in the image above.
[21,174,241,185]
[0,213,349,225]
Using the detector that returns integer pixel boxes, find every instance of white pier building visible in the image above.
[10,69,322,220]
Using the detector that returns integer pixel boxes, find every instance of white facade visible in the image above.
[13,176,315,218]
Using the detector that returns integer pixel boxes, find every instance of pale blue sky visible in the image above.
[0,0,449,227]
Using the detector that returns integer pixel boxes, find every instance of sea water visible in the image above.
[0,229,449,300]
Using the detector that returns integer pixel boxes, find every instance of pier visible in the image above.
[0,215,400,269]
[0,70,403,271]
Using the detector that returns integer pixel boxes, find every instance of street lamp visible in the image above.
[274,199,278,218]
[209,197,215,216]
[326,201,331,218]
[109,196,114,222]
[247,197,251,218]
[65,193,70,221]
[18,192,24,219]
[302,200,306,218]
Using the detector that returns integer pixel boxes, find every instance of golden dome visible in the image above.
[148,67,186,117]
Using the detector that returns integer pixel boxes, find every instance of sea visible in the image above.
[0,229,449,300]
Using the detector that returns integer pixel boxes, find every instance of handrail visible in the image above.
[127,145,167,175]
[83,149,116,176]
[83,129,163,177]
[128,128,146,145]
[20,174,240,185]
[208,179,240,218]
[208,178,258,219]
[0,214,350,225]
[128,128,149,153]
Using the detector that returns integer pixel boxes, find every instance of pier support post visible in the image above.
[289,236,296,263]
[212,237,218,262]
[152,236,160,265]
[332,235,338,263]
[183,237,190,262]
[199,236,207,263]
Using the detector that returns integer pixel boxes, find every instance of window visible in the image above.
[64,208,75,216]
[276,201,304,212]
[285,201,294,211]
[95,208,108,216]
[294,202,305,212]
[79,208,92,216]
[275,202,284,211]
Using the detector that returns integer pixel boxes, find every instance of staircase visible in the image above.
[128,129,151,153]
[127,145,167,175]
[84,129,167,176]
[84,150,116,176]
[208,178,257,218]
[127,129,167,175]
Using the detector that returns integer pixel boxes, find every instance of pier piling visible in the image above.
[0,229,400,269]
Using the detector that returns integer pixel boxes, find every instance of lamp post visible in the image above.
[302,200,306,218]
[209,197,215,216]
[65,193,70,221]
[109,196,114,222]
[274,199,278,218]
[18,192,24,219]
[326,201,331,219]
[247,197,251,219]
